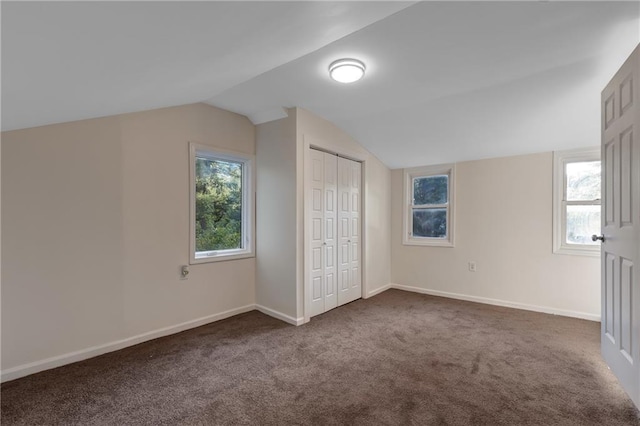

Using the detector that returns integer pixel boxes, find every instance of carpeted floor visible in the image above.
[2,289,639,425]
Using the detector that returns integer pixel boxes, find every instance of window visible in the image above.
[553,147,601,256]
[403,164,455,247]
[189,143,254,263]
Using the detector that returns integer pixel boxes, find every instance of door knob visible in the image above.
[591,234,605,242]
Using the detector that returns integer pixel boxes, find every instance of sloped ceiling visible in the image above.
[3,1,639,168]
[1,2,411,130]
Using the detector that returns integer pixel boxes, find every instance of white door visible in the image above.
[308,149,362,317]
[337,157,362,306]
[308,149,338,317]
[600,44,640,408]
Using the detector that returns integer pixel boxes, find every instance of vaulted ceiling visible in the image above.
[3,1,639,168]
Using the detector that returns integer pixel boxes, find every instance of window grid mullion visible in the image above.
[565,200,601,206]
[412,203,448,209]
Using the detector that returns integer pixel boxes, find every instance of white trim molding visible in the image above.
[1,304,256,383]
[255,305,305,326]
[189,142,256,264]
[390,284,600,322]
[366,284,391,298]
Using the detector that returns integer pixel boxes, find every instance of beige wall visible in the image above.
[255,110,299,320]
[2,103,256,374]
[391,152,601,319]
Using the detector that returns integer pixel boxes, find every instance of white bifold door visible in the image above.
[308,148,362,318]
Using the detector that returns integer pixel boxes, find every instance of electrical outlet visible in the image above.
[468,261,477,272]
[180,265,190,280]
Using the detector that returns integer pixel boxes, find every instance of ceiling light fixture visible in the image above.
[329,58,366,84]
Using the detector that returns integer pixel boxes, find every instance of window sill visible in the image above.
[190,251,255,264]
[403,237,454,248]
[553,246,600,257]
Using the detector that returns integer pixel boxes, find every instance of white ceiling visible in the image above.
[1,2,411,130]
[3,2,639,169]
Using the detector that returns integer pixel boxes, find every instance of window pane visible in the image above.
[566,205,600,245]
[195,156,243,252]
[412,208,447,238]
[566,161,600,201]
[414,175,448,205]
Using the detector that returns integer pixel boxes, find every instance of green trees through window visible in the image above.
[195,157,243,252]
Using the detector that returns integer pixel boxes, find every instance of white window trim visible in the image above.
[552,147,601,257]
[189,142,255,264]
[403,163,455,247]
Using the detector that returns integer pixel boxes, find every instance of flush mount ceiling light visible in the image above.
[329,58,366,83]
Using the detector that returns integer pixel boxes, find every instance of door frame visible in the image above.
[302,135,367,324]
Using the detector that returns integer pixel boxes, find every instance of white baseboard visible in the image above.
[390,284,601,322]
[1,304,255,383]
[255,304,305,326]
[2,286,599,383]
[366,284,391,298]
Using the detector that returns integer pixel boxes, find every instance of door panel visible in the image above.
[326,272,335,298]
[605,141,615,225]
[326,218,334,240]
[621,75,633,116]
[340,269,349,291]
[337,157,362,306]
[621,257,633,360]
[341,243,349,267]
[341,218,349,238]
[601,44,640,409]
[604,252,615,341]
[326,245,334,268]
[621,130,633,225]
[326,191,334,215]
[312,218,321,240]
[312,276,322,301]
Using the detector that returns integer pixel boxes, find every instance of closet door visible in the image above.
[337,157,362,306]
[309,149,338,317]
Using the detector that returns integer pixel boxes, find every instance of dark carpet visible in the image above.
[2,289,639,425]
